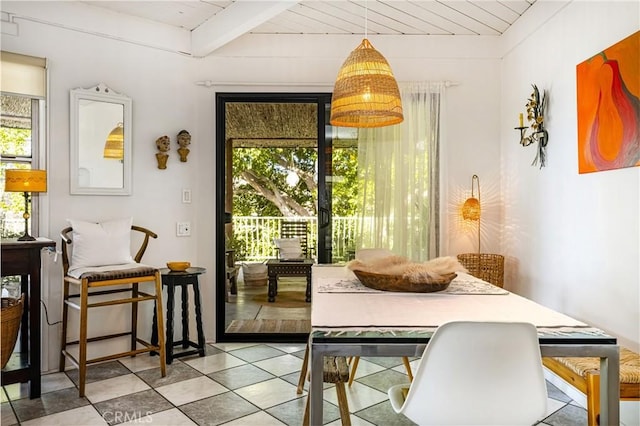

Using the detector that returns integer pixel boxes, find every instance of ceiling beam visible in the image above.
[191,1,300,57]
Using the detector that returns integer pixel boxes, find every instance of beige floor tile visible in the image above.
[155,376,228,406]
[21,405,107,426]
[120,408,196,425]
[234,378,298,410]
[183,352,246,374]
[253,354,305,377]
[85,374,150,404]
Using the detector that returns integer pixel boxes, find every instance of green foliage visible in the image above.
[232,147,317,217]
[230,145,359,218]
[331,147,359,217]
[0,128,31,156]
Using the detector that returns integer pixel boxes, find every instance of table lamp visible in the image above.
[4,169,47,241]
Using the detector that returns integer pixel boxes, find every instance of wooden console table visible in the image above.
[1,238,55,399]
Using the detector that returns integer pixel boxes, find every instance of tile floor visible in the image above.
[2,342,589,425]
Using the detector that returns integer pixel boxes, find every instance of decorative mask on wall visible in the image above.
[155,135,170,170]
[177,130,191,163]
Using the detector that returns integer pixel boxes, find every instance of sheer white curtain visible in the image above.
[355,81,445,261]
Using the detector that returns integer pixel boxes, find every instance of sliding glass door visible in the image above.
[215,92,343,342]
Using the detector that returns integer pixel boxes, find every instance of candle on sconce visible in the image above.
[519,113,524,127]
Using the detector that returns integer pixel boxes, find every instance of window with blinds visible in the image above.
[1,51,47,238]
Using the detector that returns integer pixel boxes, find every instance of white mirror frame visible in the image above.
[70,83,132,195]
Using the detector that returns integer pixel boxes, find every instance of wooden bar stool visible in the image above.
[59,222,166,397]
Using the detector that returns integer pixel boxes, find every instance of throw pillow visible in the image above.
[68,217,134,270]
[274,237,303,260]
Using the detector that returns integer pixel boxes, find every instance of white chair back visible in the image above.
[388,321,547,426]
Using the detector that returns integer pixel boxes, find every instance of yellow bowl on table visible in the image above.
[167,261,190,272]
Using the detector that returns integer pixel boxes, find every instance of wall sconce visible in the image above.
[461,174,481,253]
[4,169,47,241]
[515,84,548,168]
[104,122,124,160]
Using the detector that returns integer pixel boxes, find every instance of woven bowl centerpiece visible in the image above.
[353,270,456,293]
[347,254,464,293]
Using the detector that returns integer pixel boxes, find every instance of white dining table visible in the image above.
[308,265,620,425]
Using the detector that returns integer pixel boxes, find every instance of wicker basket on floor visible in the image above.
[1,294,24,369]
[457,253,505,288]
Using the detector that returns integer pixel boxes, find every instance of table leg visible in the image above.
[600,347,620,426]
[268,273,277,302]
[150,301,158,355]
[309,342,324,425]
[193,281,205,357]
[305,270,311,302]
[181,284,189,349]
[166,284,175,364]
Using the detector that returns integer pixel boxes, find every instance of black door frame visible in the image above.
[215,92,333,343]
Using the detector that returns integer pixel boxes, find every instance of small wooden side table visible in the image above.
[1,238,55,399]
[266,259,313,303]
[151,267,206,364]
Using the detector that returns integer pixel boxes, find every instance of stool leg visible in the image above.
[402,357,414,382]
[348,357,360,387]
[78,279,89,397]
[131,283,139,353]
[587,373,600,426]
[192,280,206,356]
[59,281,70,372]
[150,300,158,355]
[297,344,309,394]
[153,271,167,377]
[302,392,311,426]
[165,282,175,365]
[335,382,351,426]
[181,284,189,349]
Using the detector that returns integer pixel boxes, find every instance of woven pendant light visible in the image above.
[330,38,403,128]
[104,122,124,159]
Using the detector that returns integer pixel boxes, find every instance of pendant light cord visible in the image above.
[364,0,368,38]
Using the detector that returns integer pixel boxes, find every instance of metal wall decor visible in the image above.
[515,84,549,168]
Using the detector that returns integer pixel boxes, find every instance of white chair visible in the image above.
[388,321,548,426]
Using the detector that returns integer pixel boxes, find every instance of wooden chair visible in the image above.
[59,224,166,397]
[280,220,313,258]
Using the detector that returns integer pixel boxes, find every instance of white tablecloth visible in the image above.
[311,265,587,330]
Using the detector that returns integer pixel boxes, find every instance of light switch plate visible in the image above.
[182,189,191,203]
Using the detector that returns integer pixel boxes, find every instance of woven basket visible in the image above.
[353,270,456,293]
[457,253,505,288]
[242,263,268,287]
[1,294,24,369]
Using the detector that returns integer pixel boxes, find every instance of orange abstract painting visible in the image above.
[576,31,640,174]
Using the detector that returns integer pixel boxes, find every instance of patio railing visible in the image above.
[231,216,358,263]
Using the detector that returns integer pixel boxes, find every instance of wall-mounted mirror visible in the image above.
[70,83,132,195]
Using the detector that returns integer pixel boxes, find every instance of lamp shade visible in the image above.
[4,169,47,193]
[330,38,403,128]
[104,123,124,159]
[462,197,480,221]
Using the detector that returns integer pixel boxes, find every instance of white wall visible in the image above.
[501,1,640,351]
[6,1,637,377]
